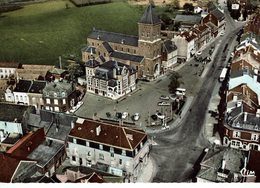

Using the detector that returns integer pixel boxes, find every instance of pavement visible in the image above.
[136,157,157,183]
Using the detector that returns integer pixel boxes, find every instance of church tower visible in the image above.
[138,4,162,80]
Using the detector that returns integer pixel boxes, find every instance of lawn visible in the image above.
[0,0,143,65]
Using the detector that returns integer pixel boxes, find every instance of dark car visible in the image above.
[151,114,158,121]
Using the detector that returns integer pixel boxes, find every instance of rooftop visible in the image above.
[110,51,144,63]
[88,29,138,47]
[0,153,34,182]
[0,62,22,69]
[43,80,75,97]
[210,8,225,21]
[0,103,35,123]
[85,59,100,68]
[163,40,177,54]
[14,79,47,94]
[139,4,161,25]
[197,146,247,182]
[68,119,147,151]
[174,15,202,25]
[28,140,64,168]
[6,128,45,159]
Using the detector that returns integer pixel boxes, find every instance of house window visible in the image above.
[119,159,122,165]
[135,148,138,155]
[72,156,76,161]
[231,141,235,146]
[46,98,50,104]
[110,147,114,153]
[252,134,258,141]
[236,142,240,146]
[122,150,126,156]
[73,138,76,144]
[99,144,103,150]
[86,142,89,147]
[87,151,91,156]
[111,153,114,158]
[140,142,143,148]
[54,106,59,112]
[16,95,18,100]
[99,153,104,160]
[62,99,66,105]
[233,131,240,138]
[54,99,58,105]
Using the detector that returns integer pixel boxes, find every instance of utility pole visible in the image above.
[59,56,62,69]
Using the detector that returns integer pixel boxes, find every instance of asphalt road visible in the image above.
[150,7,244,182]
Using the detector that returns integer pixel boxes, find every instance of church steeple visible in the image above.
[139,3,161,25]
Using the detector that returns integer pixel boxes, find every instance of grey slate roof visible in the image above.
[14,80,46,93]
[139,4,161,25]
[28,140,64,168]
[82,46,96,54]
[163,40,177,53]
[88,30,138,47]
[102,42,114,53]
[95,60,136,80]
[197,147,247,182]
[85,59,100,68]
[110,51,144,63]
[174,15,202,25]
[43,80,74,98]
[14,80,31,92]
[211,8,225,21]
[0,103,35,123]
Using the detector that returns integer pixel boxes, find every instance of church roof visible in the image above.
[139,4,161,25]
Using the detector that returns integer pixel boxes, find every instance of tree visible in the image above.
[183,3,194,13]
[168,72,183,93]
[67,63,84,81]
[170,0,180,9]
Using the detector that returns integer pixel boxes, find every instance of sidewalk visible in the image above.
[136,157,157,183]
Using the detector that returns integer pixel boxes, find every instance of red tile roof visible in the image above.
[0,62,22,68]
[180,31,197,42]
[7,128,45,158]
[248,150,260,182]
[69,119,147,150]
[0,153,31,182]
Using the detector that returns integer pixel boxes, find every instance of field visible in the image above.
[0,0,144,65]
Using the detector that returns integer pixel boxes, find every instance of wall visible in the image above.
[13,92,29,105]
[0,68,16,79]
[0,121,23,135]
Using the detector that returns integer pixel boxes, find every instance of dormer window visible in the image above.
[62,92,66,97]
[54,92,57,97]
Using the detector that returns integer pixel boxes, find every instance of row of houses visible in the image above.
[197,12,260,183]
[0,62,84,113]
[0,103,150,182]
[173,7,225,60]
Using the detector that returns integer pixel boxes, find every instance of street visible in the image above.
[150,5,244,182]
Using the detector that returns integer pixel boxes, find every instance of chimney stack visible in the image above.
[244,112,248,122]
[96,125,101,136]
[71,121,75,129]
[221,159,226,170]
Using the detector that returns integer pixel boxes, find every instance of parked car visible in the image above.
[122,112,128,119]
[151,114,158,121]
[76,101,84,108]
[196,51,202,56]
[158,101,171,106]
[160,95,170,100]
[133,113,140,121]
[116,112,122,119]
[156,112,165,119]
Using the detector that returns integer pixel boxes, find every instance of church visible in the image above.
[82,4,176,81]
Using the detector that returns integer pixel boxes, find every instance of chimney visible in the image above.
[221,159,226,170]
[113,68,117,79]
[244,112,248,122]
[244,157,247,169]
[96,125,101,136]
[71,121,75,129]
[256,109,260,118]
